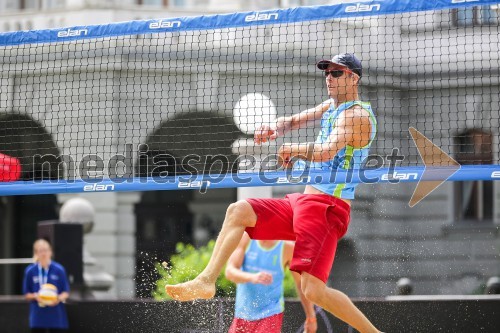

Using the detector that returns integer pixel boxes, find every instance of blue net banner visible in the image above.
[1,166,500,196]
[1,0,500,46]
[1,0,500,196]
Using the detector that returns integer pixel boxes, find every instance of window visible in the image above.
[172,0,185,6]
[453,5,499,27]
[2,0,19,11]
[456,7,474,26]
[136,0,168,5]
[21,0,41,10]
[43,0,65,9]
[454,129,493,223]
[143,0,162,4]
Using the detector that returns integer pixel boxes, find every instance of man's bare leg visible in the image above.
[301,273,382,333]
[165,200,257,301]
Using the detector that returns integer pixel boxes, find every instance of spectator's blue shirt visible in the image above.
[23,261,70,329]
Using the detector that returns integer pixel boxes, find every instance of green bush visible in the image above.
[283,267,298,298]
[154,240,298,300]
[153,240,234,299]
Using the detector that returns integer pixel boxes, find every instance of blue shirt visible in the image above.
[23,261,70,329]
[234,240,285,321]
[294,100,377,199]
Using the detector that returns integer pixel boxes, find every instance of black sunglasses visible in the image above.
[324,70,347,78]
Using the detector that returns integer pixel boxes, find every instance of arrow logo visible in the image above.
[408,127,461,207]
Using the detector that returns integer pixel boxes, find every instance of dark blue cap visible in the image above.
[317,53,362,77]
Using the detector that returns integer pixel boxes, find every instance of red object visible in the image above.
[228,312,283,333]
[246,193,350,284]
[0,153,21,182]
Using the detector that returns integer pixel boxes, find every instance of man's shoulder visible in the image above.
[342,101,374,119]
[344,100,372,111]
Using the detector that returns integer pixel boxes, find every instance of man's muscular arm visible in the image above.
[278,105,372,164]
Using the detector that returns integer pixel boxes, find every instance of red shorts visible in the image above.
[245,193,350,283]
[228,313,283,333]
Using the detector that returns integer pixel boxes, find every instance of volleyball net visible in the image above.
[0,0,499,195]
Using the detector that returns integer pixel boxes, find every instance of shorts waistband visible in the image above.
[294,193,351,210]
[331,195,351,210]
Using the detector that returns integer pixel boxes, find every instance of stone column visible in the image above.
[58,191,140,299]
[115,192,141,299]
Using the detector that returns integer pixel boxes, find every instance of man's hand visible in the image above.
[278,143,293,167]
[278,143,305,168]
[251,272,273,285]
[254,117,291,145]
[304,317,317,333]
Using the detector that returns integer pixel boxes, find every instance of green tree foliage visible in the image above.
[154,240,298,300]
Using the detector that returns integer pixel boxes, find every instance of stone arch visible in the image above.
[134,111,242,297]
[140,110,242,175]
[0,113,62,180]
[0,113,60,294]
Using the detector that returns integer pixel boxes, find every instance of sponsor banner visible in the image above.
[1,0,499,46]
[0,165,499,196]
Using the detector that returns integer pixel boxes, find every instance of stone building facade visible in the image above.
[0,2,499,298]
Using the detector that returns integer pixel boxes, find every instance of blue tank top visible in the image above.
[234,240,285,321]
[294,100,377,199]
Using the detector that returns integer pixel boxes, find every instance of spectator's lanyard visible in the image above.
[38,264,49,287]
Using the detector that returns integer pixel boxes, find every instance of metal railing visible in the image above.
[0,258,33,265]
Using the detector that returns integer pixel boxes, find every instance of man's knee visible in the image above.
[301,273,326,304]
[226,200,257,227]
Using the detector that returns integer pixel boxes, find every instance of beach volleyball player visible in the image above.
[166,53,383,333]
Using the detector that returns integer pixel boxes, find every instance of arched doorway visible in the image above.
[134,111,241,298]
[135,150,194,297]
[0,113,61,294]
